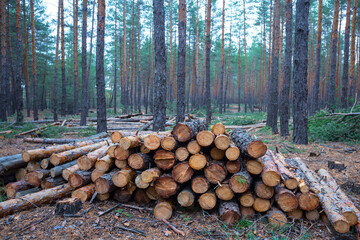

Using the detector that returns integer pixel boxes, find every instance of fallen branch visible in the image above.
[116,225,146,236]
[162,218,185,236]
[98,203,120,217]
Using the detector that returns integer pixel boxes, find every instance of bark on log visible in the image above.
[112,168,136,188]
[68,170,92,188]
[95,155,114,172]
[15,187,41,198]
[25,169,50,187]
[154,174,179,198]
[211,122,226,135]
[161,136,178,151]
[113,188,132,203]
[172,119,207,142]
[229,169,252,193]
[226,160,241,174]
[225,142,240,161]
[245,158,263,175]
[198,191,217,210]
[271,151,298,190]
[239,190,255,207]
[23,138,79,144]
[187,140,201,154]
[154,150,176,170]
[50,160,77,178]
[119,136,140,150]
[275,186,299,212]
[214,134,231,150]
[0,184,73,217]
[253,198,271,212]
[177,188,195,207]
[191,176,210,194]
[5,180,32,198]
[77,145,109,170]
[254,180,274,199]
[140,144,151,154]
[154,201,173,220]
[55,197,82,216]
[215,180,234,201]
[210,147,225,160]
[128,153,152,170]
[219,200,241,225]
[261,154,281,187]
[0,154,22,164]
[175,147,189,161]
[50,141,109,165]
[230,128,267,158]
[196,130,215,147]
[141,168,161,183]
[189,153,207,170]
[204,161,227,184]
[0,156,27,175]
[41,177,66,189]
[95,169,118,194]
[172,162,194,183]
[267,208,287,227]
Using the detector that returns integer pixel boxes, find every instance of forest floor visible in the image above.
[0,109,359,239]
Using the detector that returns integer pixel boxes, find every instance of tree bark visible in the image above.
[341,0,351,108]
[30,0,38,120]
[219,201,241,225]
[60,0,66,117]
[348,0,358,103]
[219,0,225,114]
[230,128,267,158]
[80,0,88,126]
[53,0,60,122]
[15,0,23,123]
[73,0,79,114]
[22,0,30,118]
[205,0,212,124]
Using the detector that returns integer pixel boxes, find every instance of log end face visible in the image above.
[284,179,298,190]
[161,137,177,151]
[95,178,110,194]
[343,211,358,226]
[262,171,281,187]
[268,210,287,227]
[247,141,267,158]
[154,202,173,220]
[225,147,240,161]
[211,123,226,135]
[144,135,161,150]
[172,123,192,142]
[22,151,31,162]
[110,132,123,143]
[333,220,350,233]
[199,193,217,210]
[196,131,215,147]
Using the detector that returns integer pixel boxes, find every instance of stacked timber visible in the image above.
[0,120,358,235]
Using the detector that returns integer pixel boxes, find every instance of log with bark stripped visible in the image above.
[119,136,140,150]
[161,136,178,151]
[187,140,201,154]
[141,168,161,183]
[189,153,207,170]
[204,161,227,184]
[267,208,287,227]
[254,180,274,199]
[154,201,173,220]
[198,191,217,210]
[210,147,225,160]
[211,122,226,135]
[225,142,240,161]
[191,176,210,194]
[215,180,234,201]
[270,151,298,190]
[196,130,215,147]
[175,147,189,161]
[226,160,241,174]
[71,184,95,202]
[214,134,231,150]
[112,168,136,188]
[275,186,298,212]
[62,164,80,181]
[239,190,255,207]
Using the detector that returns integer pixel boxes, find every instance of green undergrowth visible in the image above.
[0,185,7,202]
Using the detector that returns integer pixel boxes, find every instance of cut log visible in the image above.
[211,122,226,135]
[175,147,189,161]
[239,190,255,207]
[119,136,140,150]
[225,143,240,161]
[95,155,114,172]
[240,206,256,218]
[154,201,173,220]
[254,180,274,199]
[40,158,52,169]
[0,156,27,175]
[112,168,136,188]
[154,174,179,198]
[113,188,132,203]
[134,188,151,204]
[15,168,27,181]
[71,184,95,202]
[110,131,123,143]
[50,141,109,165]
[50,160,77,178]
[23,138,79,144]
[95,169,118,194]
[198,191,217,210]
[230,128,267,158]
[172,119,207,142]
[267,208,287,227]
[140,144,151,154]
[115,159,128,169]
[128,153,151,170]
[219,201,241,225]
[297,192,320,211]
[187,140,201,154]
[154,150,176,170]
[0,154,22,164]
[245,158,263,175]
[214,134,231,150]
[26,160,41,172]
[253,198,271,212]
[189,153,207,170]
[135,175,149,189]
[22,144,76,163]
[146,186,160,200]
[270,151,298,190]
[287,208,303,220]
[97,193,110,201]
[275,186,298,212]
[15,187,41,198]
[114,146,135,161]
[25,169,50,187]
[226,160,241,174]
[5,180,32,199]
[68,170,92,188]
[282,157,310,193]
[196,130,215,147]
[204,161,227,184]
[161,136,178,151]
[0,184,73,217]
[177,188,195,207]
[61,164,80,181]
[172,162,194,183]
[229,169,252,193]
[210,147,225,160]
[191,176,210,194]
[143,134,164,150]
[91,169,106,182]
[41,177,66,189]
[261,154,281,187]
[215,180,234,201]
[77,145,109,171]
[55,198,82,216]
[305,209,320,221]
[141,168,161,183]
[107,145,117,158]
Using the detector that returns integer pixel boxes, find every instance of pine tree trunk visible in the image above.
[136,0,141,112]
[15,0,24,123]
[73,0,79,114]
[22,0,31,118]
[7,1,15,116]
[96,0,107,133]
[293,0,310,144]
[80,0,88,126]
[280,0,292,136]
[341,0,351,108]
[60,0,66,117]
[130,0,135,112]
[205,0,212,125]
[114,8,118,114]
[348,0,358,103]
[243,0,248,113]
[153,0,167,131]
[0,0,8,122]
[41,59,47,111]
[122,0,128,114]
[219,0,225,114]
[30,0,38,120]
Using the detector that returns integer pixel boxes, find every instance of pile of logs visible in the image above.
[0,120,359,235]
